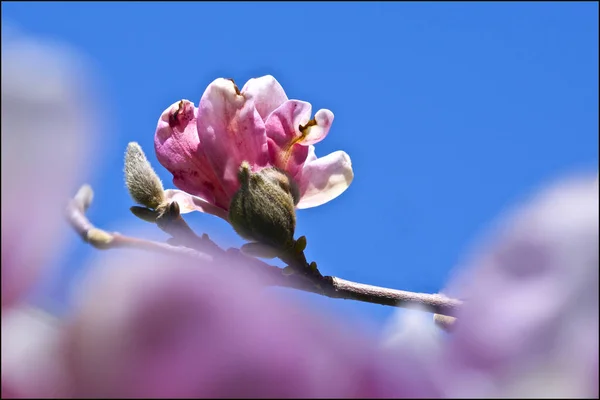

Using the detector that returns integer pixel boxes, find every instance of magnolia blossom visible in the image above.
[154,76,354,219]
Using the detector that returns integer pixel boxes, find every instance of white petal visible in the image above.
[301,109,334,145]
[296,151,354,209]
[164,189,229,220]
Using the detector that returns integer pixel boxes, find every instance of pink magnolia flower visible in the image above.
[154,76,354,218]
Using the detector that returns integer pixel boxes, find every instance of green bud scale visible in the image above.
[229,162,299,250]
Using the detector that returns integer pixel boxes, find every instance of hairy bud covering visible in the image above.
[229,162,298,249]
[124,142,165,209]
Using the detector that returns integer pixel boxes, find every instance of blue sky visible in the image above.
[3,2,598,330]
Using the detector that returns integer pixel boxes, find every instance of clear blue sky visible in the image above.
[3,2,597,329]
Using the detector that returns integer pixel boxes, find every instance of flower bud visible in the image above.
[124,142,165,209]
[229,162,298,250]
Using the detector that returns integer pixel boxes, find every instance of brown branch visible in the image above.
[66,185,210,260]
[66,184,462,317]
[326,278,461,316]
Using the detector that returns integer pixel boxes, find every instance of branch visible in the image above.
[66,184,462,317]
[66,185,210,260]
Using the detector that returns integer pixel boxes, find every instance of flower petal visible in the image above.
[163,189,228,220]
[241,75,288,121]
[265,100,312,176]
[296,151,354,209]
[197,78,269,198]
[304,144,318,164]
[154,100,230,209]
[265,100,312,144]
[301,108,334,146]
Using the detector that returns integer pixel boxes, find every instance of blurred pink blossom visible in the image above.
[58,173,598,399]
[63,253,438,398]
[1,32,94,310]
[154,76,354,218]
[1,30,98,398]
[437,175,599,397]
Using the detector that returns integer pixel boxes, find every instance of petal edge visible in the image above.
[164,189,229,220]
[296,151,354,209]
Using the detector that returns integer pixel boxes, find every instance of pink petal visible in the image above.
[163,189,229,220]
[304,144,318,164]
[240,75,288,121]
[296,150,354,209]
[197,78,269,198]
[265,101,334,178]
[154,100,230,210]
[1,34,96,309]
[265,100,312,176]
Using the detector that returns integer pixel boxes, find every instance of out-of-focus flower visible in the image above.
[1,33,94,309]
[154,76,354,218]
[1,30,98,398]
[385,174,599,398]
[440,174,599,398]
[59,174,598,399]
[63,252,437,398]
[2,307,71,398]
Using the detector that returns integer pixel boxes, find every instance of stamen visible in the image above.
[279,118,317,169]
[226,78,241,95]
[168,100,186,128]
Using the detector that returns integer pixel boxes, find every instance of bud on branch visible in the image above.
[229,162,298,252]
[124,142,165,210]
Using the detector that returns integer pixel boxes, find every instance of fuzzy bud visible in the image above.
[124,142,165,209]
[229,162,298,250]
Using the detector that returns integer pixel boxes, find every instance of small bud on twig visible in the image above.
[74,184,94,212]
[124,142,165,209]
[130,206,160,223]
[294,236,307,253]
[433,313,457,332]
[86,228,114,249]
[240,242,282,259]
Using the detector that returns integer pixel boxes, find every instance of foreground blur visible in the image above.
[1,31,597,398]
